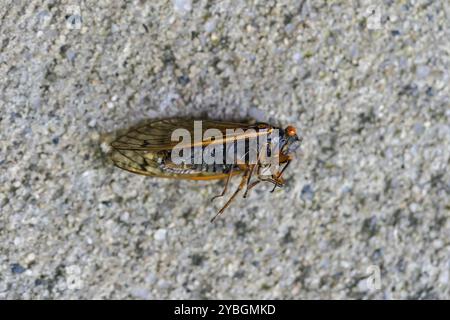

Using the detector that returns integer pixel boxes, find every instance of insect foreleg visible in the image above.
[270,160,291,193]
[242,175,285,198]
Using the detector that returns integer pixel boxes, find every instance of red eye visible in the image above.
[286,125,297,137]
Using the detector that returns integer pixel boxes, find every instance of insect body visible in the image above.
[109,119,301,221]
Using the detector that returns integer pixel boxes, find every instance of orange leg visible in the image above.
[211,166,234,202]
[244,175,284,198]
[244,161,284,198]
[211,169,250,222]
[242,163,257,198]
[243,143,268,198]
[270,160,291,193]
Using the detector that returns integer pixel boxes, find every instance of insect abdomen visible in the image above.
[191,163,235,173]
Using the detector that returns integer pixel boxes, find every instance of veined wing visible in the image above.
[109,147,243,180]
[110,119,273,152]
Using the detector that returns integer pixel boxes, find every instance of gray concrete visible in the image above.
[1,0,449,299]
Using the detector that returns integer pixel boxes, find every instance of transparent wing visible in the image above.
[110,119,271,151]
[109,148,242,180]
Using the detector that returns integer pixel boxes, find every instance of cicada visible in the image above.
[109,119,301,222]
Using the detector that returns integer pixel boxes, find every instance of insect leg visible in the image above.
[242,176,284,198]
[243,180,261,197]
[243,141,268,198]
[270,160,291,193]
[211,166,234,202]
[211,169,250,222]
[242,164,257,198]
[267,176,285,187]
[244,161,285,198]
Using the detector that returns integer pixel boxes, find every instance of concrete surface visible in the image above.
[0,0,449,299]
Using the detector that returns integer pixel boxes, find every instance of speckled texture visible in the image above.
[1,0,449,299]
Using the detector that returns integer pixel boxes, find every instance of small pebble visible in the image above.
[154,229,167,241]
[11,263,26,274]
